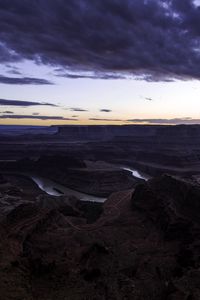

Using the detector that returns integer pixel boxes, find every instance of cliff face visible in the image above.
[57,124,200,144]
[1,174,200,299]
[57,125,159,141]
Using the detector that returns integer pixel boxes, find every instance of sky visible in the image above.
[1,0,200,126]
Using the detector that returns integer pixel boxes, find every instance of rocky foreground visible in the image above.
[0,174,200,299]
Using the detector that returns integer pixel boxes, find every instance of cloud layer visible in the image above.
[0,75,53,85]
[0,110,13,114]
[0,99,57,107]
[127,118,200,124]
[0,114,78,121]
[57,72,125,80]
[1,1,200,80]
[70,108,88,112]
[100,109,112,112]
[89,118,122,122]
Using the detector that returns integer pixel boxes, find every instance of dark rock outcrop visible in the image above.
[1,174,200,299]
[132,174,200,240]
[0,155,86,173]
[35,155,86,169]
[0,174,7,184]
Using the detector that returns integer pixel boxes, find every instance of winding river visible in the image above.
[122,167,149,181]
[31,175,106,203]
[30,167,148,202]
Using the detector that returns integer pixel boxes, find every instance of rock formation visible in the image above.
[0,174,200,299]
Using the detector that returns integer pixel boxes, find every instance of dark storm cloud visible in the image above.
[70,108,88,112]
[1,1,200,80]
[0,99,57,107]
[127,118,200,124]
[100,109,112,112]
[89,118,122,121]
[0,43,20,63]
[0,114,78,121]
[0,75,53,85]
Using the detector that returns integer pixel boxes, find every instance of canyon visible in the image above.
[1,125,200,299]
